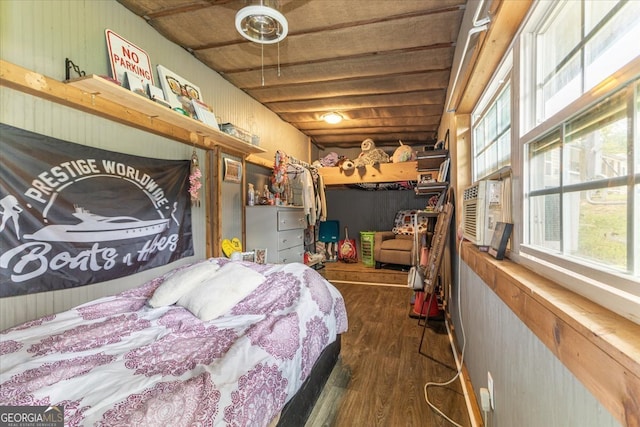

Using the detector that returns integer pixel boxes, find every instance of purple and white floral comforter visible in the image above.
[0,258,348,426]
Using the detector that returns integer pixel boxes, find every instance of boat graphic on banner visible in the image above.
[24,207,170,243]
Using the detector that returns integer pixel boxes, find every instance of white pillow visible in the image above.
[177,263,265,321]
[148,261,220,308]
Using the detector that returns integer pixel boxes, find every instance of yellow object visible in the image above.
[222,237,242,257]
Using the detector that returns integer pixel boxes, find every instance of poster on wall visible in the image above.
[0,123,194,298]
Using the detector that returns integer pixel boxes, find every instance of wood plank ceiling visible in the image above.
[117,0,466,149]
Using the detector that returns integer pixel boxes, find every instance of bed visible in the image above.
[0,258,348,427]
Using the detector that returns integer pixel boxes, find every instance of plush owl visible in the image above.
[361,138,376,152]
[337,139,391,172]
[352,138,389,169]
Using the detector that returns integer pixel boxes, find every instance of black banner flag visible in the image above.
[0,123,194,297]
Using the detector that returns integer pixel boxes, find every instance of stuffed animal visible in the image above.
[350,138,389,169]
[354,149,389,168]
[336,156,356,171]
[318,151,340,167]
[391,140,416,163]
[361,138,376,152]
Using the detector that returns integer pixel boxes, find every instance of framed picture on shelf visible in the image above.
[254,248,267,265]
[191,99,220,130]
[488,222,513,260]
[124,71,147,97]
[223,158,242,183]
[147,84,165,100]
[157,65,202,110]
[241,251,256,262]
[147,84,172,108]
[417,172,435,184]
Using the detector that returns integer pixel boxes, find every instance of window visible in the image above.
[518,0,640,312]
[526,80,638,281]
[530,0,640,126]
[472,57,512,182]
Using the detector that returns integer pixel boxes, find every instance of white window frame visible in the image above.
[520,60,639,294]
[522,0,640,131]
[471,54,513,183]
[509,1,640,324]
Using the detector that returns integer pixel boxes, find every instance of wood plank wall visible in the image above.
[456,242,638,427]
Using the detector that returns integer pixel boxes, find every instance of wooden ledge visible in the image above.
[0,60,265,155]
[460,242,640,425]
[246,154,273,169]
[317,161,417,185]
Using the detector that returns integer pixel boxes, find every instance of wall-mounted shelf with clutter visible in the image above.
[66,74,265,154]
[415,149,450,211]
[0,60,264,155]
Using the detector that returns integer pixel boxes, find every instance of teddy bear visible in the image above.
[340,138,390,171]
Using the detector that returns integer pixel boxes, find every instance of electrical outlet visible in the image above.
[479,387,491,412]
[487,371,495,410]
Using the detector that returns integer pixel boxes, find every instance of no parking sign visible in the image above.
[105,29,154,88]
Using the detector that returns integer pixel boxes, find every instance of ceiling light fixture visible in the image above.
[235,2,288,45]
[322,112,343,124]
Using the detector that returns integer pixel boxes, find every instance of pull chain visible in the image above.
[261,43,265,86]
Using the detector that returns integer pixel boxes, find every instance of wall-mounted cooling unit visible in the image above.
[462,180,504,247]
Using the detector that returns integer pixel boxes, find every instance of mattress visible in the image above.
[0,258,348,426]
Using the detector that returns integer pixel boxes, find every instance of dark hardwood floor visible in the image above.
[306,270,471,427]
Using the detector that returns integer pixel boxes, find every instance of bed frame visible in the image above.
[277,335,342,426]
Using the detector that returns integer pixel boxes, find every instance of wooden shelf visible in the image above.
[415,181,448,195]
[246,154,273,169]
[66,74,265,154]
[0,60,265,155]
[415,149,449,202]
[416,149,448,171]
[317,161,417,185]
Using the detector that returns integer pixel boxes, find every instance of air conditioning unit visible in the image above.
[462,180,504,247]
